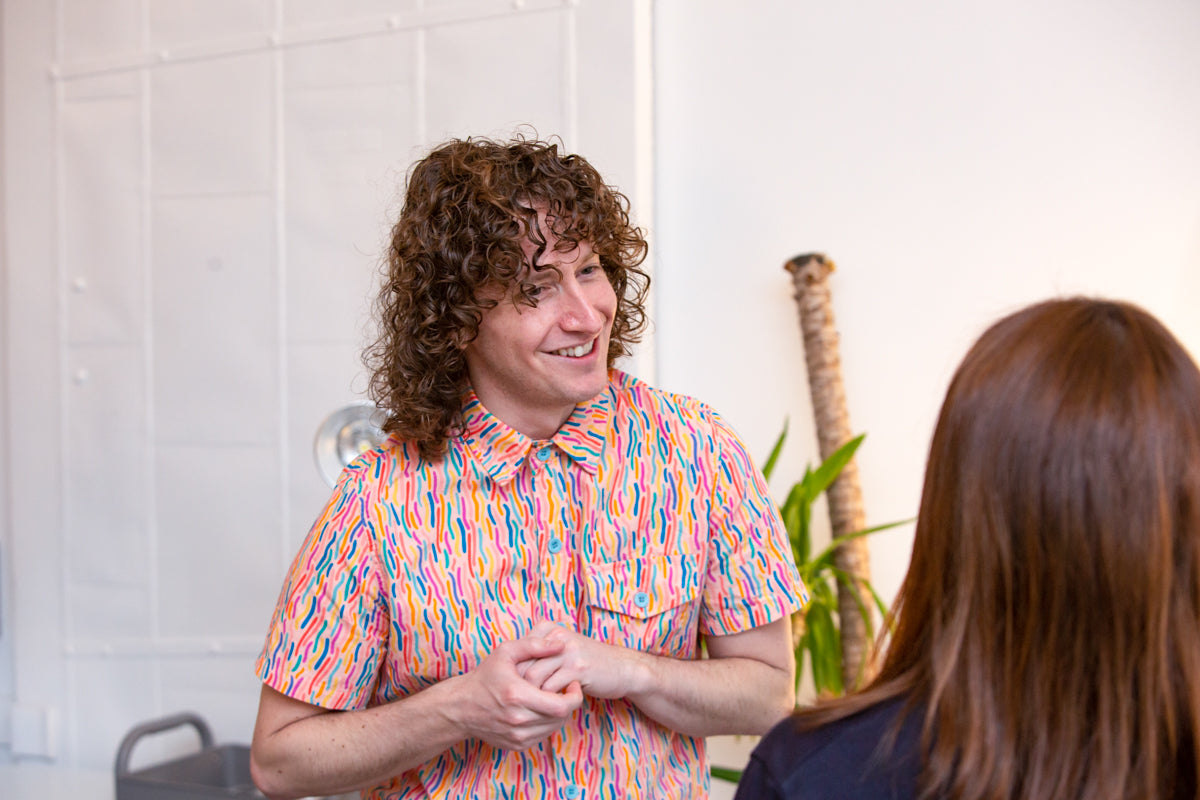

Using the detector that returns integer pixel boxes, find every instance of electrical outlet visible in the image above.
[11,705,57,759]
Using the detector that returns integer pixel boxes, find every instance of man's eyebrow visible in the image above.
[521,266,561,284]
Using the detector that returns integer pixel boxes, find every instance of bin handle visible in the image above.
[114,712,215,776]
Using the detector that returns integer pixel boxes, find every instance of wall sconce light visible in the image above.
[313,402,386,488]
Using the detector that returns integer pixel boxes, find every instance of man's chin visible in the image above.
[568,373,610,405]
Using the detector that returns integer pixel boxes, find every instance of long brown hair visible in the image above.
[799,298,1200,800]
[364,134,650,459]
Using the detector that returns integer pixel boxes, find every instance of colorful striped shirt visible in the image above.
[256,369,807,799]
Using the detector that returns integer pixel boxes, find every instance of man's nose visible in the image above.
[559,282,603,332]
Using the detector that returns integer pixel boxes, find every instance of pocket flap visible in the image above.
[583,553,701,619]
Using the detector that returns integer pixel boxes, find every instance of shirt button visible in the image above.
[536,445,553,461]
[633,591,650,609]
[563,787,582,799]
[548,537,564,554]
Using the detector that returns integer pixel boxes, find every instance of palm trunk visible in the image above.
[785,253,875,690]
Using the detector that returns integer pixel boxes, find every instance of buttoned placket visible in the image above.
[526,441,588,799]
[528,442,560,613]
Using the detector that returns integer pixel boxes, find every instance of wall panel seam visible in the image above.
[50,1,573,81]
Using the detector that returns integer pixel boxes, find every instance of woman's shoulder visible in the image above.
[738,696,924,800]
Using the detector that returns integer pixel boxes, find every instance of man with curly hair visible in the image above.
[250,136,807,799]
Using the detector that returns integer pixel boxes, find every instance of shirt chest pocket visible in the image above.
[581,553,702,658]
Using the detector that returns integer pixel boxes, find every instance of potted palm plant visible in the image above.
[710,425,907,785]
[762,425,904,697]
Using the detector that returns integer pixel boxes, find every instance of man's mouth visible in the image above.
[549,340,596,358]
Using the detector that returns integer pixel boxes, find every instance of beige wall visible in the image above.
[654,0,1200,610]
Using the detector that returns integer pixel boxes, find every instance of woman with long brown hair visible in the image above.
[737,297,1200,800]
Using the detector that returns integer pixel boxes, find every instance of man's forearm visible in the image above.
[251,633,582,799]
[624,650,795,738]
[250,678,468,799]
[524,618,797,738]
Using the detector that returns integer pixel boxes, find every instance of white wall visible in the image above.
[654,0,1200,609]
[0,0,13,724]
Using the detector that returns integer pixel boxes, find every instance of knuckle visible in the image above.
[500,708,525,727]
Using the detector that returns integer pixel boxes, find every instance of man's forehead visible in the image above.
[519,234,596,268]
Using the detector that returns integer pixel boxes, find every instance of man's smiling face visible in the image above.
[464,234,616,439]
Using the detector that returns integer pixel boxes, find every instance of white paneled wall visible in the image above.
[3,0,651,772]
[0,0,11,728]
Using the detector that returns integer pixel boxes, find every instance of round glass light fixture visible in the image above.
[313,402,387,488]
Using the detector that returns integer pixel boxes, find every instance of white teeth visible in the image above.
[552,340,594,358]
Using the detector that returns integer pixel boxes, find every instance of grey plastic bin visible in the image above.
[115,712,262,800]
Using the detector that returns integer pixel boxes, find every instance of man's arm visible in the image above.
[250,633,583,800]
[521,616,795,738]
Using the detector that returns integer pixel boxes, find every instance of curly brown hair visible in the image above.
[365,135,650,460]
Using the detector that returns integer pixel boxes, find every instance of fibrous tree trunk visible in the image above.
[785,253,876,689]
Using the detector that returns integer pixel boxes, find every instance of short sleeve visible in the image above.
[700,411,808,636]
[255,465,388,710]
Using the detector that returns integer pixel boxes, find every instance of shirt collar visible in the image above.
[551,386,611,475]
[460,383,612,484]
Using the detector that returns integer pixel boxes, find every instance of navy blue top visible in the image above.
[734,696,925,800]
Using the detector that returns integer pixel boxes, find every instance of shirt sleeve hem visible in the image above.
[699,590,806,637]
[254,658,370,712]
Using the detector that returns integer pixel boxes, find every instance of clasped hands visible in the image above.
[454,621,645,751]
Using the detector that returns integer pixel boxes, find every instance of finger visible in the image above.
[539,667,574,695]
[542,623,576,645]
[520,657,562,689]
[518,662,542,686]
[501,635,566,664]
[503,718,571,751]
[560,681,584,709]
[528,620,564,638]
[514,654,550,679]
[519,682,583,720]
